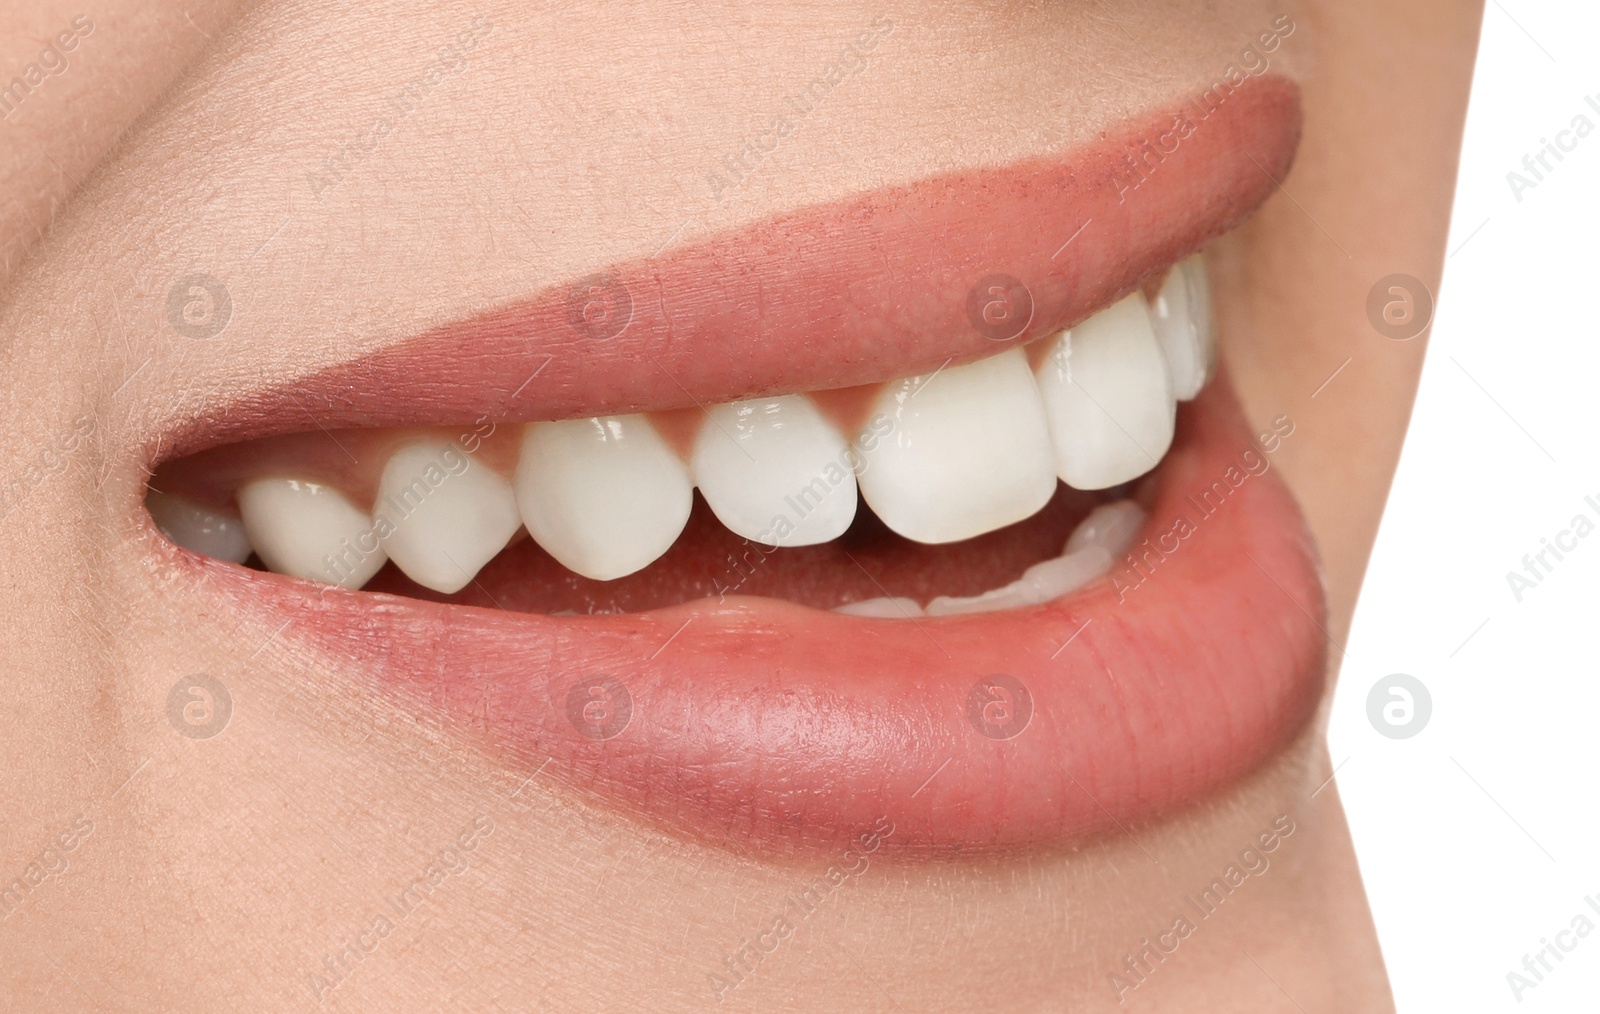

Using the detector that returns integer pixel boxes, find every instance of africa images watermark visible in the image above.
[709,412,895,601]
[0,412,96,521]
[1505,92,1600,204]
[1108,413,1296,602]
[306,14,497,201]
[707,14,896,202]
[305,814,494,1003]
[1505,894,1600,1003]
[706,816,896,1003]
[1504,493,1600,603]
[321,417,497,585]
[0,14,94,121]
[1109,15,1296,203]
[1106,814,1297,1003]
[0,813,95,920]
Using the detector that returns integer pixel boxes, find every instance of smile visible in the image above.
[143,74,1324,855]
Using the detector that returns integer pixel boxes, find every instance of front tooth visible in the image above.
[1035,293,1176,491]
[237,478,386,588]
[855,348,1057,544]
[1149,254,1215,400]
[147,490,253,562]
[374,439,521,594]
[515,415,693,581]
[691,395,857,547]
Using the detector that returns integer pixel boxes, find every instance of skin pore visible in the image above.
[0,1,1482,1010]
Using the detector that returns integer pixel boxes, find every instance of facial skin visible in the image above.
[0,1,1481,1010]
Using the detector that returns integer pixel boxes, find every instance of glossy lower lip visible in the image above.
[195,376,1325,855]
[165,74,1319,855]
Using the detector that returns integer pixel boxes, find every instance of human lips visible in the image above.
[147,74,1324,854]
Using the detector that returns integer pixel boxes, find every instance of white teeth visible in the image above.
[1035,292,1176,491]
[855,348,1057,544]
[1149,253,1215,401]
[374,440,521,594]
[147,490,253,563]
[237,478,386,589]
[1064,500,1146,557]
[921,502,1149,615]
[214,260,1207,605]
[691,395,857,547]
[514,415,693,581]
[832,596,925,618]
[846,498,1143,618]
[924,546,1112,616]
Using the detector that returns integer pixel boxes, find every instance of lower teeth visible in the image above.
[833,500,1144,618]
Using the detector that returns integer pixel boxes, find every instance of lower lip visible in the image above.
[199,374,1325,855]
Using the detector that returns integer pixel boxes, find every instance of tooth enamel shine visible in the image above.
[1149,253,1214,401]
[1064,501,1147,557]
[203,260,1206,602]
[237,477,387,589]
[147,490,252,563]
[855,348,1057,545]
[1035,292,1177,491]
[375,439,522,594]
[691,395,857,547]
[515,415,693,581]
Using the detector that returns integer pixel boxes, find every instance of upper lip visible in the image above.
[156,73,1321,856]
[158,74,1301,464]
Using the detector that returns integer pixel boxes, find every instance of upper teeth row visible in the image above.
[149,254,1213,596]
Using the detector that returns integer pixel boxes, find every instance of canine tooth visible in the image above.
[855,348,1057,544]
[237,478,386,588]
[1064,500,1146,557]
[833,596,925,618]
[147,490,252,563]
[691,395,857,547]
[1149,254,1214,400]
[925,546,1112,616]
[515,415,693,581]
[374,439,521,594]
[1035,293,1176,491]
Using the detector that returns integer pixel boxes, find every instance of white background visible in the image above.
[1330,3,1600,1010]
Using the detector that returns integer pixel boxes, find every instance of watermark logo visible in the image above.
[0,14,94,121]
[1505,93,1600,204]
[707,815,895,1002]
[1506,494,1599,602]
[1505,895,1600,1002]
[564,273,633,341]
[167,673,233,739]
[1366,672,1431,739]
[1107,15,1296,204]
[966,674,1032,740]
[304,15,496,201]
[1365,274,1433,341]
[706,14,895,202]
[1107,814,1297,1001]
[305,814,494,1003]
[1109,415,1296,602]
[0,813,95,921]
[565,675,633,740]
[165,273,232,340]
[966,274,1034,341]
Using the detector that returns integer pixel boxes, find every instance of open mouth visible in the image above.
[151,264,1204,616]
[144,74,1324,856]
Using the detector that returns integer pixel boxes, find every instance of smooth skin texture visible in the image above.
[0,1,1481,1010]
